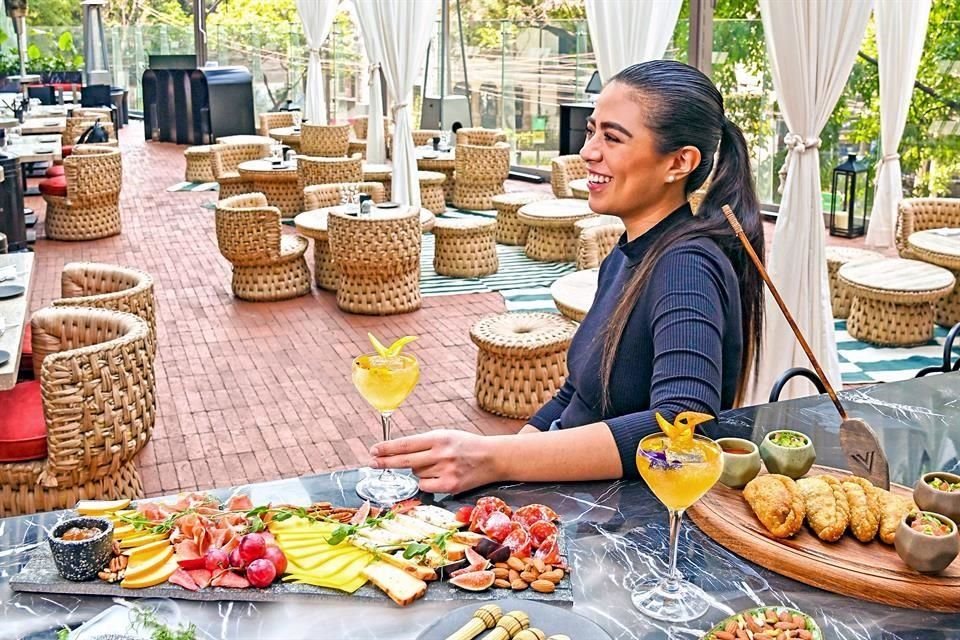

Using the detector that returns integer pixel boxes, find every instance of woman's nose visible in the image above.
[580,135,600,163]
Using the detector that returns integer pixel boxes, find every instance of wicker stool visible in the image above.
[362,163,392,200]
[433,217,498,277]
[470,312,577,419]
[418,171,447,214]
[184,145,215,183]
[490,191,553,246]
[328,207,422,315]
[517,198,595,262]
[575,215,624,270]
[839,258,956,347]
[550,268,599,322]
[825,246,884,319]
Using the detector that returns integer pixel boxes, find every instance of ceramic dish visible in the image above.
[914,471,960,523]
[704,606,822,639]
[416,598,611,640]
[47,516,114,582]
[38,136,59,143]
[0,284,25,299]
[0,350,9,367]
[376,201,400,209]
[758,429,816,479]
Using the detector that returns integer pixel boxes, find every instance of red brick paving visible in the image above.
[24,123,890,498]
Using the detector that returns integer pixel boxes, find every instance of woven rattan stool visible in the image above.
[433,217,498,277]
[470,312,577,419]
[839,258,956,347]
[575,215,624,270]
[362,163,392,200]
[825,246,883,319]
[550,268,599,322]
[328,207,422,315]
[490,191,553,246]
[518,198,595,262]
[418,171,447,214]
[184,145,215,183]
[907,229,960,327]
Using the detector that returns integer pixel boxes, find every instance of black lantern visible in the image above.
[829,153,871,238]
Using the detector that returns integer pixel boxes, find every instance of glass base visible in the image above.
[356,471,420,506]
[631,575,712,622]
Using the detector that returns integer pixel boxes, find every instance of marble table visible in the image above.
[0,251,34,389]
[3,373,960,638]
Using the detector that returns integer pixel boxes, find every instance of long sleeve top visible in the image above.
[529,203,743,478]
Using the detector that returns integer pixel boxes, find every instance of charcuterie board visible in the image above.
[688,465,960,612]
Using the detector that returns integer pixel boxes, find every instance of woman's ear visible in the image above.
[668,145,702,181]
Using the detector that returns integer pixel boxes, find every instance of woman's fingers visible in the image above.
[370,432,443,457]
[371,449,436,471]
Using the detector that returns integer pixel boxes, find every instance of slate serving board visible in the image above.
[11,528,573,606]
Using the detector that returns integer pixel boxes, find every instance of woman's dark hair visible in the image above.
[601,60,764,408]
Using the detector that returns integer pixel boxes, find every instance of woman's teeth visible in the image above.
[588,173,611,183]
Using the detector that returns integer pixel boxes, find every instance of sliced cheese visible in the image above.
[409,505,463,530]
[393,513,449,537]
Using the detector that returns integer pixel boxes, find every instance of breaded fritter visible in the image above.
[797,476,849,542]
[876,490,916,545]
[842,478,880,542]
[743,474,806,538]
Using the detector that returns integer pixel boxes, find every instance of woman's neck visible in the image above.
[621,195,689,241]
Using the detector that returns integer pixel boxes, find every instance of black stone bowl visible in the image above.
[47,516,114,581]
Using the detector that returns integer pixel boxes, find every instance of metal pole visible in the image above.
[456,0,470,112]
[439,0,448,129]
[194,0,207,67]
[687,0,713,78]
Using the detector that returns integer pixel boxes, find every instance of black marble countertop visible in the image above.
[3,373,960,639]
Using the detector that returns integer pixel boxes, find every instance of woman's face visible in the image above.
[580,82,680,220]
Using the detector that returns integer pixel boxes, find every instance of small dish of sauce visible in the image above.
[59,526,103,542]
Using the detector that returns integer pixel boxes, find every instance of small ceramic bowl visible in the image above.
[48,516,114,582]
[704,606,822,640]
[914,471,960,523]
[716,437,762,489]
[758,429,816,479]
[895,511,959,574]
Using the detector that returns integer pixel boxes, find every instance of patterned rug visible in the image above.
[168,181,218,192]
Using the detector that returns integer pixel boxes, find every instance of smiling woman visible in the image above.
[370,60,765,496]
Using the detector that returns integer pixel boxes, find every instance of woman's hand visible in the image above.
[369,430,502,495]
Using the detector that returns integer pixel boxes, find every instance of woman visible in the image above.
[370,60,765,494]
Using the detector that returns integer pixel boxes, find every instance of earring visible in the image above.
[666,176,674,183]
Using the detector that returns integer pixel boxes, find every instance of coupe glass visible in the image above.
[352,352,420,504]
[632,433,723,621]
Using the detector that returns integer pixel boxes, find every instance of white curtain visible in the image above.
[353,0,439,206]
[750,0,873,405]
[865,0,931,248]
[584,0,683,83]
[352,5,387,164]
[296,0,340,124]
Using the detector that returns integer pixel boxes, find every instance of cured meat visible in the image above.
[211,570,250,589]
[528,521,558,549]
[226,494,253,511]
[512,504,559,528]
[187,569,213,589]
[534,534,561,565]
[480,511,513,543]
[174,540,201,560]
[501,523,532,558]
[168,568,199,591]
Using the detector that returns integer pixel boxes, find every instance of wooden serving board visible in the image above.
[688,465,960,612]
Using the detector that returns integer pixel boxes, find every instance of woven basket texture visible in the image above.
[453,142,510,210]
[433,217,498,277]
[63,117,117,146]
[469,312,576,419]
[328,208,422,315]
[44,145,122,241]
[490,192,553,245]
[825,246,883,319]
[184,145,215,182]
[456,128,506,146]
[301,123,351,157]
[0,307,154,516]
[550,155,588,198]
[362,166,392,200]
[298,155,364,193]
[241,165,302,217]
[896,198,960,259]
[418,170,447,214]
[214,193,311,301]
[576,216,624,270]
[413,129,442,146]
[211,143,270,199]
[303,182,386,210]
[258,112,296,137]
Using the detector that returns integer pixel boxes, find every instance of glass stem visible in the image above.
[663,508,684,594]
[379,412,393,481]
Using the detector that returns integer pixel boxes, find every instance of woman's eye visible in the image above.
[585,127,595,138]
[604,134,619,143]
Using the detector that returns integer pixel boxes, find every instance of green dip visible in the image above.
[770,431,807,448]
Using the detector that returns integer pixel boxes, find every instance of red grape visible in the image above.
[204,548,230,572]
[262,546,287,575]
[229,547,245,569]
[238,533,267,564]
[245,558,277,588]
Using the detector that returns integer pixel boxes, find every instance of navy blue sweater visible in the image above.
[529,203,743,478]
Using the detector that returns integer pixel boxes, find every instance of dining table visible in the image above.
[2,373,960,639]
[0,250,34,390]
[908,228,960,327]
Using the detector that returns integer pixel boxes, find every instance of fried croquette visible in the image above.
[797,476,849,542]
[743,474,806,538]
[842,478,880,542]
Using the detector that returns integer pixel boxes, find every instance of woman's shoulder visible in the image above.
[655,236,734,275]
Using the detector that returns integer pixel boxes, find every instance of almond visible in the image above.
[493,579,511,589]
[530,579,555,593]
[493,567,509,580]
[507,557,525,572]
[508,569,521,583]
[532,558,546,573]
[520,570,539,583]
[539,569,563,584]
[510,578,528,590]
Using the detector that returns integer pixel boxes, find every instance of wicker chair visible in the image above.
[62,117,117,146]
[0,306,154,516]
[413,129,442,146]
[551,155,588,198]
[456,127,507,146]
[575,215,624,270]
[453,142,510,210]
[327,207,422,315]
[351,116,393,139]
[490,192,553,246]
[211,143,270,200]
[896,198,960,260]
[214,193,311,301]
[258,111,296,137]
[41,145,122,241]
[298,154,364,194]
[300,123,352,157]
[303,182,386,210]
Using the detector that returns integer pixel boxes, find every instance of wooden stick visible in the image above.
[720,205,847,419]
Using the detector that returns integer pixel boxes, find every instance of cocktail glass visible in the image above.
[352,352,421,504]
[632,433,723,621]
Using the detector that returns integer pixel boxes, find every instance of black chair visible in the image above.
[916,323,960,377]
[80,84,112,108]
[27,85,55,105]
[769,367,828,403]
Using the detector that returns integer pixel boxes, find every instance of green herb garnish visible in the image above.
[131,607,197,640]
[402,529,456,560]
[770,431,807,448]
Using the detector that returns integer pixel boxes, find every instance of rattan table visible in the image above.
[568,178,590,200]
[489,191,553,246]
[268,126,301,151]
[908,229,960,327]
[416,150,456,202]
[0,252,34,390]
[838,257,956,346]
[550,268,599,322]
[825,246,884,319]
[517,198,596,262]
[237,159,301,218]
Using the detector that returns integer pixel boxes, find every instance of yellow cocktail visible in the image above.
[352,354,420,414]
[636,434,723,511]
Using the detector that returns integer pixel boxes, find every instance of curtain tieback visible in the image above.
[368,62,381,87]
[878,153,900,167]
[783,133,821,154]
[391,102,409,116]
[308,47,321,56]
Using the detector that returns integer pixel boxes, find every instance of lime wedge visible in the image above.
[385,335,418,357]
[368,333,389,358]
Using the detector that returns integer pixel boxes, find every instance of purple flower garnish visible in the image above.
[639,448,682,470]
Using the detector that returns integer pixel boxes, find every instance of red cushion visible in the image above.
[21,324,31,356]
[0,381,46,462]
[39,176,67,197]
[61,145,73,158]
[45,165,65,177]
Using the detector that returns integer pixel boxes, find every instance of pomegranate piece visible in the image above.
[262,546,287,575]
[245,558,277,588]
[529,521,559,549]
[238,533,267,564]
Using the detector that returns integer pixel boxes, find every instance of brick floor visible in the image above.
[24,123,892,498]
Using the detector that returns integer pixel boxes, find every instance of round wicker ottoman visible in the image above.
[362,163,392,200]
[825,246,884,319]
[184,145,215,183]
[518,198,595,262]
[432,217,498,277]
[907,229,960,327]
[490,191,553,246]
[418,171,447,214]
[838,258,956,347]
[470,312,577,419]
[550,268,599,322]
[575,215,624,270]
[294,209,338,291]
[327,207,422,315]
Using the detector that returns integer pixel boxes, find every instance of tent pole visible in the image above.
[687,0,713,77]
[194,0,207,67]
[439,0,448,129]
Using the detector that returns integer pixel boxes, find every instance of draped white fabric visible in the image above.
[584,0,683,83]
[865,0,932,248]
[364,64,387,164]
[296,0,339,124]
[750,0,872,404]
[351,0,439,207]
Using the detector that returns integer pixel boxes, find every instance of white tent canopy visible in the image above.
[585,0,683,83]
